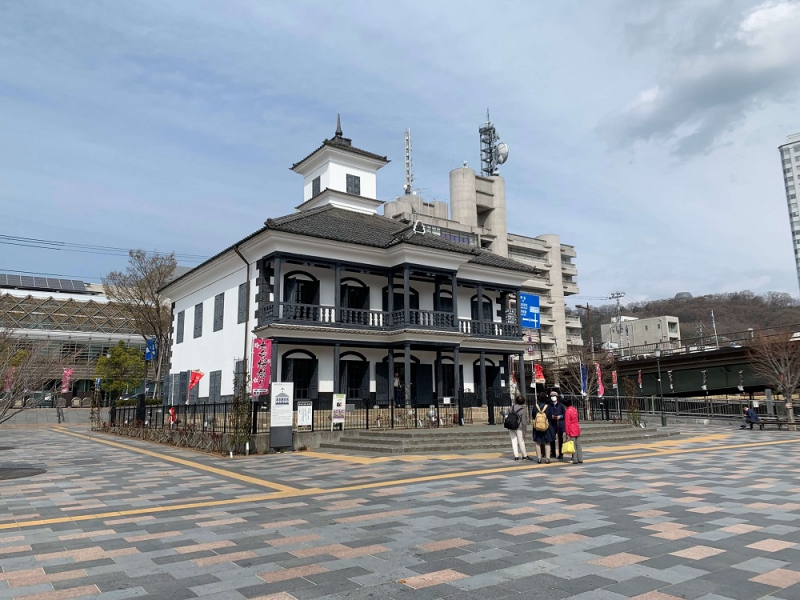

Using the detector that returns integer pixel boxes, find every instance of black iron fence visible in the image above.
[111,398,472,434]
[110,394,784,435]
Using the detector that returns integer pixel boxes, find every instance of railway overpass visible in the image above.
[609,324,800,398]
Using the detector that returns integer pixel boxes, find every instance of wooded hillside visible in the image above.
[580,291,800,344]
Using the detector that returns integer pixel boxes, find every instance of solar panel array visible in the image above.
[0,274,87,293]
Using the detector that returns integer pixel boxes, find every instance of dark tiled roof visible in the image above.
[291,135,389,171]
[163,206,540,293]
[267,206,541,274]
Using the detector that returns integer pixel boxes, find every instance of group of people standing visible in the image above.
[506,391,583,464]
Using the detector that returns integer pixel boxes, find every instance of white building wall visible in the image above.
[170,261,258,398]
[328,160,377,199]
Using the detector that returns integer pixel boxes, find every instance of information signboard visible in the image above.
[519,293,541,329]
[270,382,294,428]
[297,400,313,429]
[332,394,346,430]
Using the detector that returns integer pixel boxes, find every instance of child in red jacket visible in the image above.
[563,398,583,464]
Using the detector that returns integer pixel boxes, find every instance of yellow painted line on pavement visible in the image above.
[3,434,799,532]
[53,428,300,494]
[304,433,732,464]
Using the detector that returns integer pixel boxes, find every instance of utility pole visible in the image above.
[609,292,625,347]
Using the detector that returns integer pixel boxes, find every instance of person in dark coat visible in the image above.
[532,396,556,463]
[741,405,759,430]
[549,391,566,459]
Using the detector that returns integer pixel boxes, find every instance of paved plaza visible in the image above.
[2,425,800,600]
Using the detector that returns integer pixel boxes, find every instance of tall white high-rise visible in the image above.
[780,132,800,292]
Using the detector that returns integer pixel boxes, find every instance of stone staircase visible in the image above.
[317,423,677,454]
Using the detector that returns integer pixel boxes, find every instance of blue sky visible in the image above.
[2,0,800,303]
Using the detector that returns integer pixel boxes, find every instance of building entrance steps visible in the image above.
[317,422,678,454]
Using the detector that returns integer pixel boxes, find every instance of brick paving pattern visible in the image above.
[1,425,799,599]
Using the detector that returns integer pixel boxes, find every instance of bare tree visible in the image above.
[748,331,800,430]
[0,331,76,425]
[103,250,177,398]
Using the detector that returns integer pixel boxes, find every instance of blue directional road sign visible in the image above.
[519,292,541,329]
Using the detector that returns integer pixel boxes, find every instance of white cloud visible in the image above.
[602,0,800,155]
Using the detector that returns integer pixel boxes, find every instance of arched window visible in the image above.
[435,289,453,313]
[382,286,419,312]
[340,351,369,401]
[284,271,319,305]
[470,294,493,321]
[340,278,369,311]
[281,349,318,399]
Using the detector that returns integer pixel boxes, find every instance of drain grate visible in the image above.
[0,467,46,480]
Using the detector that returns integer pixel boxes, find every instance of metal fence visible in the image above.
[111,399,472,434]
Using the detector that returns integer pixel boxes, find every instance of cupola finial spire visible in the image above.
[335,113,342,137]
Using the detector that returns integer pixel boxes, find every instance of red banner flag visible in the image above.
[60,368,73,394]
[251,339,272,395]
[638,369,643,390]
[596,364,604,397]
[189,370,204,391]
[534,363,545,383]
[4,368,15,393]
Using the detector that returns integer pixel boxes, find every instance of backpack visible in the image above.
[503,406,521,430]
[533,404,549,432]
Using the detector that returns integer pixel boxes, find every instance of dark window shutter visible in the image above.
[237,283,247,324]
[213,293,224,332]
[312,176,320,196]
[346,174,361,195]
[375,363,388,404]
[309,359,319,399]
[312,280,320,305]
[176,311,185,344]
[193,303,203,338]
[209,370,221,403]
[281,357,294,383]
[359,363,369,401]
[179,371,189,405]
[233,360,244,398]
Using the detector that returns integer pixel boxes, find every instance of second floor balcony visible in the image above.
[260,301,520,339]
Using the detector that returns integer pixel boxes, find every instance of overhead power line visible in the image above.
[0,234,209,261]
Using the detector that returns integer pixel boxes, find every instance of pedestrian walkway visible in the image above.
[1,426,799,599]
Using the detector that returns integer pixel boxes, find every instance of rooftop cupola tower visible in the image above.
[291,114,390,214]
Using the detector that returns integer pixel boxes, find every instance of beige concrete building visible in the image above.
[600,315,681,350]
[384,166,581,363]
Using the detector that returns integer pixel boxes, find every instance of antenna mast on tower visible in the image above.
[403,128,413,195]
[478,110,509,177]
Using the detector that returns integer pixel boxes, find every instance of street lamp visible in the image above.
[654,349,666,426]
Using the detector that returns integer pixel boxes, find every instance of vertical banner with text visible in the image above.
[251,339,272,395]
[61,368,73,395]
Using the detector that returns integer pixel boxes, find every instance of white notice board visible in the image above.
[270,382,294,428]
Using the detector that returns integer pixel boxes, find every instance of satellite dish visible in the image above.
[496,142,509,165]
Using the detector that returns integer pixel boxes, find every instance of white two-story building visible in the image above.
[161,119,536,410]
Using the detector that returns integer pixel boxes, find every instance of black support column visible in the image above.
[334,263,341,323]
[454,345,462,425]
[404,342,411,406]
[451,273,459,330]
[479,350,486,407]
[273,255,282,319]
[436,349,443,400]
[518,350,526,399]
[477,283,484,334]
[403,265,410,325]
